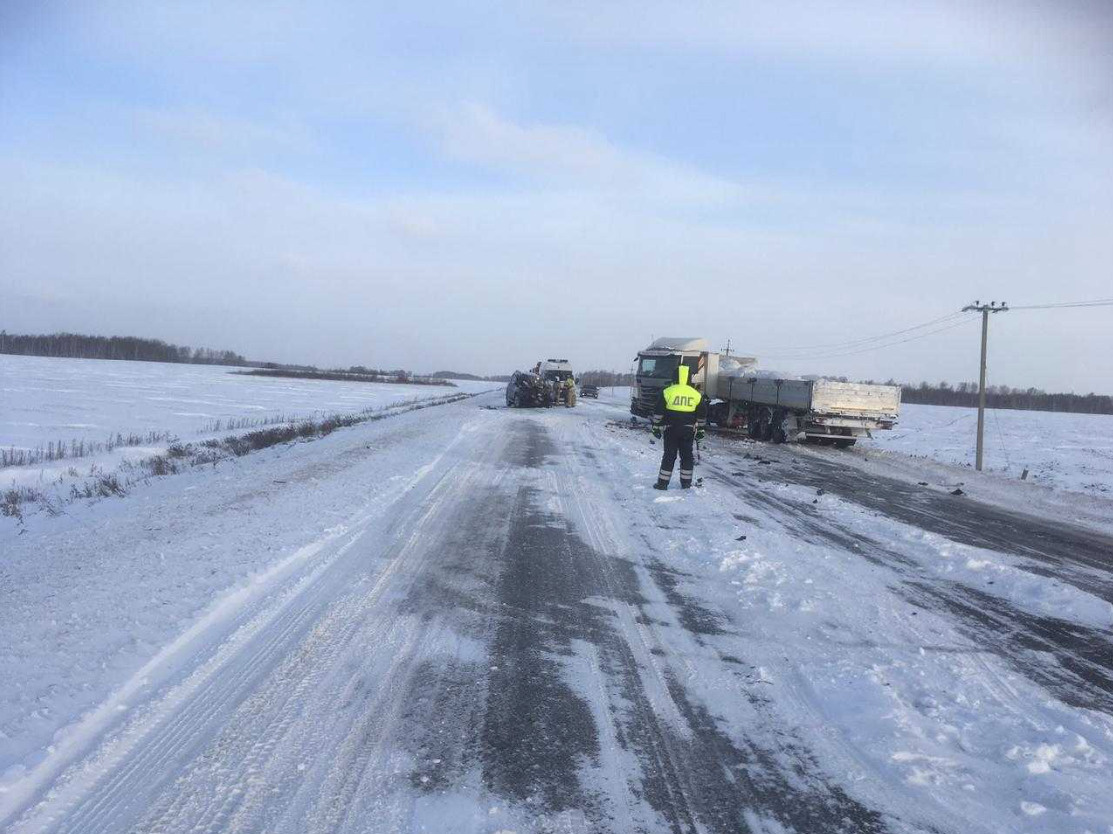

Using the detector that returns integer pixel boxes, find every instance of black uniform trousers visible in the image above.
[658,425,696,487]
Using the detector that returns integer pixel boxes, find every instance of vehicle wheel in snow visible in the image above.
[757,408,775,442]
[771,409,787,444]
[834,438,856,448]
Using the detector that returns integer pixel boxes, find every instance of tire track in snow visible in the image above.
[704,457,1113,719]
[5,420,483,834]
[542,416,894,834]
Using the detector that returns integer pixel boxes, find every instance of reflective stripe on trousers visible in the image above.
[658,425,696,483]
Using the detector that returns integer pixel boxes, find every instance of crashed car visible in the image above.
[579,384,599,399]
[506,371,549,407]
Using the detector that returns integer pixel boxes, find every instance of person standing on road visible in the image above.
[563,377,577,408]
[652,365,706,490]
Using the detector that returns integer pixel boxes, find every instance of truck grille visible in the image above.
[633,384,661,417]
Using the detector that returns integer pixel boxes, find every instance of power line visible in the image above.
[1009,298,1113,310]
[762,314,975,361]
[954,295,1110,472]
[751,295,1111,360]
[755,311,968,356]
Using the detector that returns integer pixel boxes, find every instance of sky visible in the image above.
[1,1,1111,391]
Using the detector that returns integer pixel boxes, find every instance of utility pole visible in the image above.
[961,300,1009,470]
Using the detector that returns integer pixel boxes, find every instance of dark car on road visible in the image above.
[506,371,548,407]
[579,384,599,399]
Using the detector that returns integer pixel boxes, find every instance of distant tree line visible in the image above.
[579,370,636,386]
[862,379,1113,415]
[0,331,246,366]
[432,370,517,382]
[430,370,487,381]
[0,331,461,384]
[238,368,452,386]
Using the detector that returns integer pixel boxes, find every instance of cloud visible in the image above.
[427,103,745,207]
[531,0,1113,75]
[135,106,315,155]
[420,103,1071,234]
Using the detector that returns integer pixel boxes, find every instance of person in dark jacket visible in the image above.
[651,364,707,489]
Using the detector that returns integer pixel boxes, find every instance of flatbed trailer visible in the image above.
[710,375,901,446]
[631,337,900,446]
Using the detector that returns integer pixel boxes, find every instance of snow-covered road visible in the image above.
[2,391,1112,833]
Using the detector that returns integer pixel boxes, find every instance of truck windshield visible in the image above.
[543,370,572,381]
[638,356,679,379]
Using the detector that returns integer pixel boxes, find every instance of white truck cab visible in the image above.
[631,338,755,417]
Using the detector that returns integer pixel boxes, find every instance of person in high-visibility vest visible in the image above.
[563,377,577,407]
[651,364,707,489]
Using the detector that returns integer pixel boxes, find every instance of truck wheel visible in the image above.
[758,409,775,441]
[771,409,787,444]
[708,402,727,427]
[834,438,856,449]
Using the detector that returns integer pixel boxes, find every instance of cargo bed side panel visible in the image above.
[713,377,812,410]
[809,380,901,416]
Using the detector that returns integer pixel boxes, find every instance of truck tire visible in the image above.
[834,438,856,449]
[759,408,775,441]
[747,414,760,439]
[771,409,787,444]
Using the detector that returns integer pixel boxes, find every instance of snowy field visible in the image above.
[866,402,1113,497]
[0,355,497,486]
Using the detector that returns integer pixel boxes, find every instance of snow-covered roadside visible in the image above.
[0,354,496,491]
[807,443,1113,538]
[0,396,486,798]
[836,402,1113,533]
[568,395,1113,832]
[866,403,1113,497]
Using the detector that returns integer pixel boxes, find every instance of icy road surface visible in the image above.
[2,391,1112,833]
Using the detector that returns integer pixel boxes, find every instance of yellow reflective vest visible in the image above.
[662,366,701,413]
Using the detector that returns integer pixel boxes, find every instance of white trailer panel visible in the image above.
[808,380,901,417]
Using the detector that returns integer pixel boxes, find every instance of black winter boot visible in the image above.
[653,481,668,490]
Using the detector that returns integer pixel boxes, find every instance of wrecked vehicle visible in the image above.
[506,371,549,408]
